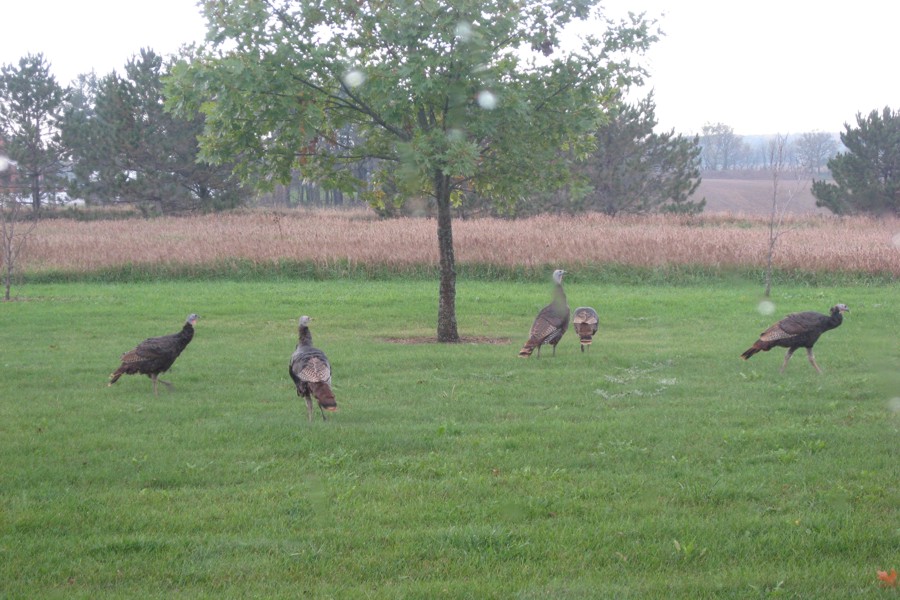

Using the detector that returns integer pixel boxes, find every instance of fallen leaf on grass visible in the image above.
[877,568,897,587]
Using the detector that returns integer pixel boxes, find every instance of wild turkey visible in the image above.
[519,269,570,358]
[289,315,337,421]
[572,306,599,352]
[109,313,199,395]
[740,304,849,373]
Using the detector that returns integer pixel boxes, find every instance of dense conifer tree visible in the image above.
[812,107,899,216]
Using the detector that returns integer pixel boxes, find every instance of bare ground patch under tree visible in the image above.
[382,335,511,345]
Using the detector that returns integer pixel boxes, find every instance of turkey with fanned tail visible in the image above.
[290,315,337,421]
[572,306,599,352]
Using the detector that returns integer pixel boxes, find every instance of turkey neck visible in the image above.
[823,310,844,331]
[298,325,313,347]
[552,281,568,313]
[180,323,195,343]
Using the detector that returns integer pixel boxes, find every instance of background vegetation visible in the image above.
[5,21,896,221]
[62,50,247,215]
[17,211,900,281]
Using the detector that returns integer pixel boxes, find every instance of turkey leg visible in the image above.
[150,374,174,396]
[780,348,796,373]
[806,348,823,374]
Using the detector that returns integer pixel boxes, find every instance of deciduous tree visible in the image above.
[794,131,838,174]
[166,0,657,341]
[812,107,900,216]
[700,122,743,171]
[762,134,808,297]
[0,153,37,301]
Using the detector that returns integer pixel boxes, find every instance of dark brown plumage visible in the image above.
[109,314,198,395]
[289,315,337,421]
[740,304,849,373]
[572,306,599,352]
[519,269,570,358]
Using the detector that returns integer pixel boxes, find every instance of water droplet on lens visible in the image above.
[477,90,497,110]
[456,22,472,42]
[447,128,465,142]
[757,300,775,316]
[343,69,365,88]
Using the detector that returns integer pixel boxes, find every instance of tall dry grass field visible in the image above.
[21,209,900,276]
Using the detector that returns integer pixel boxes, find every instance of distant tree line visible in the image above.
[1,49,702,218]
[224,92,706,219]
[1,50,895,218]
[0,52,251,215]
[699,122,841,174]
[698,111,899,216]
[62,50,248,215]
[513,93,703,216]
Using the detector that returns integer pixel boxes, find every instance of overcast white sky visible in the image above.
[2,0,897,136]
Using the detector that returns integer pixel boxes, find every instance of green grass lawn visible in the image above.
[1,277,897,598]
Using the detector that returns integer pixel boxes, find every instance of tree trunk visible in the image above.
[3,258,11,301]
[31,174,41,213]
[434,171,459,342]
[764,237,774,298]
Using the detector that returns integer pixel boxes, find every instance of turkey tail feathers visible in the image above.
[309,381,337,410]
[740,346,760,360]
[741,339,773,359]
[572,308,598,347]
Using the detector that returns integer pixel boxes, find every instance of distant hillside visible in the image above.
[697,171,830,215]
